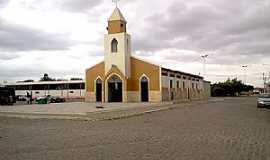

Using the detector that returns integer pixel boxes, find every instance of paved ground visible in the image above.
[0,97,270,160]
[0,101,175,120]
[0,102,167,115]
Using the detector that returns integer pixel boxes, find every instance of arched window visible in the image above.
[96,78,102,84]
[141,76,148,83]
[108,75,122,83]
[111,39,118,53]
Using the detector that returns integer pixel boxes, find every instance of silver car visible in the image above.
[257,94,270,108]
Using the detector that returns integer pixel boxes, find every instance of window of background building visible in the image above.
[170,80,173,88]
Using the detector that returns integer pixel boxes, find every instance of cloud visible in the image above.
[132,0,270,65]
[0,52,19,60]
[0,18,75,51]
[56,0,104,12]
[0,0,269,87]
[0,0,9,7]
[23,0,104,13]
[0,50,103,81]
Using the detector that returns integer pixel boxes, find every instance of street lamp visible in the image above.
[262,64,270,93]
[201,54,208,78]
[242,65,248,84]
[263,73,267,93]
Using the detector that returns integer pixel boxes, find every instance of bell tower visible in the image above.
[107,7,126,34]
[104,7,131,78]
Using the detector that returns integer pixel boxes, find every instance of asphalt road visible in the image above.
[1,97,270,160]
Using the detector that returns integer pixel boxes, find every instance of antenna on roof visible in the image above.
[112,0,120,7]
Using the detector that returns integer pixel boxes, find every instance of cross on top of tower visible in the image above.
[112,0,120,7]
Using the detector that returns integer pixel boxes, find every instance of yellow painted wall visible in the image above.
[85,57,162,102]
[108,20,126,34]
[127,57,160,91]
[85,62,105,92]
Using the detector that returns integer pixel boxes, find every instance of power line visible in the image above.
[205,72,262,77]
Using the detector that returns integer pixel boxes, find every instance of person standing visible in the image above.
[26,92,30,104]
[30,91,33,104]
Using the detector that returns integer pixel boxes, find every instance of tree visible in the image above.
[56,79,68,81]
[70,78,83,81]
[17,79,34,83]
[40,73,56,81]
[211,78,254,97]
[23,79,34,82]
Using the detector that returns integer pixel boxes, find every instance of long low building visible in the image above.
[85,7,211,103]
[5,81,85,99]
[161,68,210,102]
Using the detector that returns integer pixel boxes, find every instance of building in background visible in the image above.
[5,81,85,100]
[85,7,211,103]
[266,82,270,93]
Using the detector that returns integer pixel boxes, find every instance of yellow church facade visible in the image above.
[85,7,210,103]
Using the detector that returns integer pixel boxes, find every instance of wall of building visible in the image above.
[103,65,128,102]
[127,57,160,91]
[125,57,162,102]
[85,56,162,103]
[85,61,211,103]
[267,83,270,93]
[85,56,209,103]
[104,33,131,78]
[85,62,105,102]
[161,69,206,102]
[108,20,126,34]
[16,90,85,99]
[85,62,129,103]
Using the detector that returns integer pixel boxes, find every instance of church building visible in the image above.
[85,7,210,103]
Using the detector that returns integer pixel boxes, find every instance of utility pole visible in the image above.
[263,73,266,93]
[262,64,270,93]
[201,54,208,78]
[242,65,248,84]
[268,71,270,82]
[268,72,270,93]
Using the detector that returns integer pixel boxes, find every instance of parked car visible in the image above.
[49,96,65,103]
[16,95,28,101]
[257,94,270,108]
[35,95,65,104]
[35,96,49,104]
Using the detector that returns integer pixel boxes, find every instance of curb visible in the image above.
[0,100,211,121]
[100,106,175,121]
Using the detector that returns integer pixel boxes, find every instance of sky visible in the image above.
[0,0,270,87]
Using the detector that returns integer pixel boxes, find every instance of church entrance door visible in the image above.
[96,78,102,102]
[140,76,149,102]
[187,88,190,99]
[108,75,123,102]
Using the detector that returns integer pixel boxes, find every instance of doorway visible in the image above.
[187,88,190,99]
[96,78,102,102]
[140,76,149,102]
[108,75,123,102]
